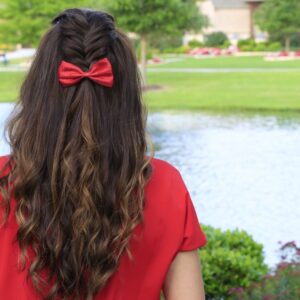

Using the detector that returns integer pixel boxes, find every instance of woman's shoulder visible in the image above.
[147,156,187,195]
[149,156,182,181]
[0,154,11,178]
[146,157,207,251]
[0,154,10,162]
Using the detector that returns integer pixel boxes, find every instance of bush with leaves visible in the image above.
[199,225,268,300]
[254,42,269,52]
[188,39,204,48]
[238,39,282,52]
[163,45,190,54]
[267,42,282,51]
[238,39,257,51]
[229,241,300,300]
[204,32,228,47]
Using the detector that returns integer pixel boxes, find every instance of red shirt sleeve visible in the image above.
[0,155,11,178]
[178,185,207,251]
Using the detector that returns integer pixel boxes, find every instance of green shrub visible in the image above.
[163,45,190,54]
[254,42,268,51]
[267,42,282,51]
[238,38,256,48]
[254,42,281,52]
[238,39,282,52]
[162,47,175,54]
[204,32,229,47]
[188,39,204,48]
[221,40,231,49]
[239,45,255,51]
[146,51,153,60]
[229,241,300,300]
[174,45,190,54]
[199,225,268,300]
[238,39,257,51]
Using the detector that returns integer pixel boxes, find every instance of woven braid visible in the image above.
[53,9,116,71]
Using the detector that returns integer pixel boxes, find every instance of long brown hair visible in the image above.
[0,8,153,300]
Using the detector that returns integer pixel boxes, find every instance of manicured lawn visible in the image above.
[145,71,300,111]
[149,55,300,69]
[1,56,300,112]
[0,72,25,102]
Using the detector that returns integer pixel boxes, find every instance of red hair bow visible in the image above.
[58,57,114,87]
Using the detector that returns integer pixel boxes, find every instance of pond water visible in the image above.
[1,103,300,267]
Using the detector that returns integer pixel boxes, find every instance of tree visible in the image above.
[0,0,98,47]
[255,0,300,52]
[204,31,228,47]
[102,0,208,86]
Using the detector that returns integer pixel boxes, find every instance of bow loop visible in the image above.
[58,58,114,88]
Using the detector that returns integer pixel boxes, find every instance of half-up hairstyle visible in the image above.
[0,8,153,300]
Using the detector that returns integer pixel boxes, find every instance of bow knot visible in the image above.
[58,57,114,88]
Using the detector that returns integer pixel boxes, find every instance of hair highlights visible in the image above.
[0,8,153,300]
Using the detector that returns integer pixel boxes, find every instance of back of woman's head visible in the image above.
[0,7,153,300]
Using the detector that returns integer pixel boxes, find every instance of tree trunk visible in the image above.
[140,34,147,87]
[285,36,291,53]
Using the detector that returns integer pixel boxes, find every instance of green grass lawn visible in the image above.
[145,71,300,112]
[0,72,25,102]
[149,55,300,69]
[1,56,300,112]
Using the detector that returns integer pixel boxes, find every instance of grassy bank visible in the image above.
[145,71,300,112]
[1,56,300,112]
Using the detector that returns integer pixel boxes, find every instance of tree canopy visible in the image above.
[101,0,207,84]
[0,0,208,85]
[255,0,300,50]
[0,0,98,46]
[103,0,207,38]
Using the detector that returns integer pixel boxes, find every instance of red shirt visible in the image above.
[0,154,207,300]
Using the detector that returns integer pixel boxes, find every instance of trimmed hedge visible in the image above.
[237,39,282,52]
[199,225,268,300]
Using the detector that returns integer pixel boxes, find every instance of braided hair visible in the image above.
[0,8,153,300]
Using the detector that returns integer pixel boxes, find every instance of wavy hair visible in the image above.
[0,8,153,300]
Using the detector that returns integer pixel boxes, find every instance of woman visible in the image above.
[0,8,207,300]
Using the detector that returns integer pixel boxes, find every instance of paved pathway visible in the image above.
[147,67,300,73]
[0,66,28,72]
[2,66,300,73]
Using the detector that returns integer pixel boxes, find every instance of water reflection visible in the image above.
[148,111,300,266]
[1,104,300,266]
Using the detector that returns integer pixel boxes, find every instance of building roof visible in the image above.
[211,0,264,9]
[211,0,247,9]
